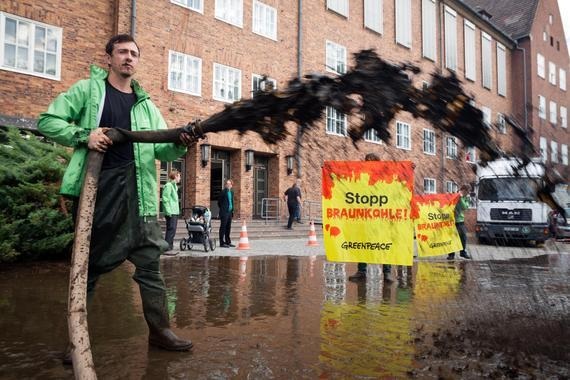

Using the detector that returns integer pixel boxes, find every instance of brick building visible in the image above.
[1,0,567,222]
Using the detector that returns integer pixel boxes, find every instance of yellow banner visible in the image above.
[413,193,463,257]
[321,161,414,266]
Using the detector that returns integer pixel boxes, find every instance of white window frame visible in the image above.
[540,136,548,162]
[325,40,347,74]
[422,0,436,60]
[395,0,412,48]
[0,12,62,80]
[464,19,476,81]
[212,62,242,102]
[364,0,383,34]
[424,178,436,194]
[560,68,566,91]
[496,43,506,96]
[482,106,491,128]
[537,53,545,78]
[215,0,243,28]
[446,136,457,159]
[497,113,506,134]
[538,95,546,119]
[481,32,492,90]
[252,1,277,40]
[170,0,203,13]
[168,51,202,96]
[562,144,568,165]
[423,128,436,155]
[364,128,382,144]
[550,100,557,124]
[446,181,458,193]
[549,61,556,85]
[252,74,276,96]
[326,106,347,136]
[561,106,567,128]
[551,140,558,163]
[444,6,457,71]
[465,146,476,163]
[396,121,411,150]
[326,0,349,17]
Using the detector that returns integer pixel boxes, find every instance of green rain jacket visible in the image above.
[455,195,470,223]
[37,65,186,216]
[162,181,180,216]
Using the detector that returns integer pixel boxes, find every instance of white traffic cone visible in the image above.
[306,220,319,246]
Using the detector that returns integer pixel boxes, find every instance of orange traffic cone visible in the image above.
[307,220,319,246]
[237,220,251,250]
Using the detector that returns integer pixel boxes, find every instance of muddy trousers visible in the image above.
[86,163,171,332]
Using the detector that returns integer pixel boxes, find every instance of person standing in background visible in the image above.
[163,170,181,252]
[218,179,235,247]
[448,184,472,260]
[284,179,302,230]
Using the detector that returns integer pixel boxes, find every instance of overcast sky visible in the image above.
[559,0,570,55]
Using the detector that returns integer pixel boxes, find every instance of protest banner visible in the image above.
[322,161,414,266]
[413,193,463,257]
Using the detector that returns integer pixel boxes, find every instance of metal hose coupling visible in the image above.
[183,120,205,141]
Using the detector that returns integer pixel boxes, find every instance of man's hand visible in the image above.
[178,132,197,147]
[88,128,112,152]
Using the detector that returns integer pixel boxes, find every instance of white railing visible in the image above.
[261,198,281,223]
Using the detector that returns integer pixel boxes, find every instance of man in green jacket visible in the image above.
[163,170,181,252]
[38,34,194,362]
[448,184,473,260]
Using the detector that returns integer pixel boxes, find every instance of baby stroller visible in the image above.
[179,205,216,252]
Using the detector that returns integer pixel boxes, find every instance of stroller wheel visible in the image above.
[179,238,188,251]
[209,238,216,251]
[203,240,209,252]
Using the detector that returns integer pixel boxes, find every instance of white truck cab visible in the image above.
[475,158,551,245]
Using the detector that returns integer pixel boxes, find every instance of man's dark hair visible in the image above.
[364,152,381,161]
[105,34,140,56]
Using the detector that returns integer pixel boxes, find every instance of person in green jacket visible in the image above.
[38,34,194,362]
[163,170,181,252]
[448,184,473,260]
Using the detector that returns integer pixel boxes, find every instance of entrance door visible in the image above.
[210,150,230,218]
[253,156,269,218]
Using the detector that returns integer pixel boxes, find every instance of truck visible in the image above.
[475,158,552,245]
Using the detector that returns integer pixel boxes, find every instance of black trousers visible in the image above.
[164,215,178,249]
[219,212,232,245]
[287,203,297,228]
[456,222,467,255]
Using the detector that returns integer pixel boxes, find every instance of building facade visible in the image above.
[1,0,567,222]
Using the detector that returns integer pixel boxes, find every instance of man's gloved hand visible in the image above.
[88,127,113,152]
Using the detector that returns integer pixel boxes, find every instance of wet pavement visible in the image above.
[1,240,569,379]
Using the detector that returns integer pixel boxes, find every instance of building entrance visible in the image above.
[210,150,231,218]
[253,156,269,218]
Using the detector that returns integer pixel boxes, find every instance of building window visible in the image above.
[423,129,436,155]
[424,178,436,194]
[549,14,553,24]
[325,40,346,74]
[446,181,458,193]
[327,0,349,17]
[560,69,567,91]
[215,0,243,27]
[538,95,546,119]
[497,113,506,134]
[481,32,492,89]
[168,51,202,96]
[326,107,347,136]
[213,63,241,102]
[1,13,62,80]
[537,53,545,78]
[252,1,277,40]
[395,0,412,47]
[364,0,383,34]
[364,128,382,143]
[464,19,476,81]
[497,43,506,96]
[252,74,276,96]
[446,136,457,158]
[465,146,476,163]
[561,106,567,128]
[396,121,411,150]
[444,6,457,71]
[171,0,203,12]
[551,141,558,163]
[543,31,548,41]
[562,144,568,165]
[422,0,436,60]
[549,61,556,85]
[540,136,548,162]
[481,106,491,127]
[550,101,557,124]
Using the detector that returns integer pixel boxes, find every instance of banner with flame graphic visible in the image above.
[413,193,462,257]
[322,161,414,266]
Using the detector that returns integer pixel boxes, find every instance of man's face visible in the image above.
[225,180,233,189]
[106,41,139,78]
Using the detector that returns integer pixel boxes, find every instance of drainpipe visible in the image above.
[516,44,528,130]
[295,0,304,178]
[438,0,445,192]
[131,0,137,38]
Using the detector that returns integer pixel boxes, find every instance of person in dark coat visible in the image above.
[284,179,302,230]
[218,179,235,247]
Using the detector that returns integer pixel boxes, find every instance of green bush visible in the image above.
[0,126,73,262]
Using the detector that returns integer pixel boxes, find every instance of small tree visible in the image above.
[0,126,73,262]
